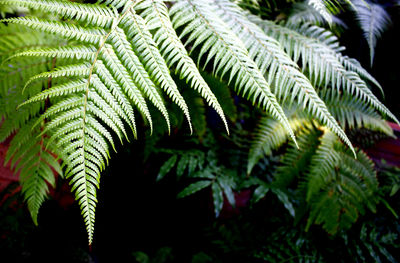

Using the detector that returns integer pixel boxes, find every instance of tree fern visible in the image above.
[0,0,397,244]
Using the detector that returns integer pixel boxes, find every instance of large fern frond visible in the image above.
[170,0,298,146]
[212,0,354,155]
[251,18,398,125]
[135,0,229,133]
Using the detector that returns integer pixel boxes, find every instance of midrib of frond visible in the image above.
[71,7,134,241]
[183,0,296,146]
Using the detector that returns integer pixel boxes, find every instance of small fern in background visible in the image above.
[0,0,398,245]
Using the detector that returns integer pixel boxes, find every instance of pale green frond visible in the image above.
[171,0,296,145]
[7,45,97,62]
[120,11,185,132]
[213,0,354,155]
[107,26,172,132]
[99,44,153,132]
[1,0,117,28]
[87,91,127,142]
[136,0,229,133]
[252,19,399,125]
[248,108,310,175]
[94,61,137,136]
[20,79,87,108]
[321,89,393,135]
[23,63,91,92]
[339,55,383,95]
[0,17,105,44]
[306,0,333,25]
[287,1,345,27]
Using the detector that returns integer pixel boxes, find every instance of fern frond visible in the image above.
[353,0,391,65]
[339,55,383,95]
[251,19,399,124]
[7,45,97,62]
[275,128,321,188]
[247,108,310,174]
[99,44,153,131]
[305,129,379,234]
[1,0,117,28]
[213,0,354,155]
[1,17,105,44]
[171,0,296,145]
[4,119,62,225]
[135,0,229,133]
[120,11,193,133]
[306,0,333,25]
[23,63,91,91]
[287,1,345,27]
[321,90,393,135]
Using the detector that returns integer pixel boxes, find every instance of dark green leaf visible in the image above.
[157,155,177,182]
[177,180,212,198]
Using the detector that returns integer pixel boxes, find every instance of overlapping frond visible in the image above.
[247,109,310,175]
[305,130,378,234]
[250,18,399,125]
[212,0,354,155]
[306,0,333,25]
[1,0,117,27]
[248,90,393,175]
[1,0,397,244]
[170,0,297,145]
[3,119,62,225]
[135,0,229,133]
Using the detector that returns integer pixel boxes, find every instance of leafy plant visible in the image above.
[0,0,397,244]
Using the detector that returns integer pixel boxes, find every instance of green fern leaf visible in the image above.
[135,0,229,133]
[1,0,117,28]
[213,0,354,156]
[171,0,297,146]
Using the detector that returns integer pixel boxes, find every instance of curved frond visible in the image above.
[251,19,399,124]
[135,0,229,133]
[248,108,310,174]
[306,0,333,25]
[213,0,354,155]
[305,129,379,234]
[1,0,117,27]
[4,120,61,225]
[171,0,296,145]
[0,17,105,44]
